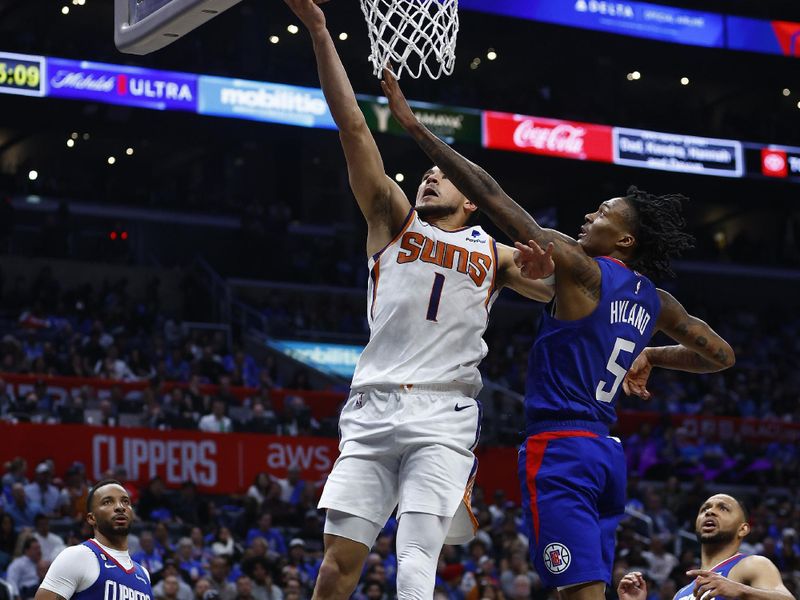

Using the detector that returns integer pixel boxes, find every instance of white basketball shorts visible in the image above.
[318,384,481,545]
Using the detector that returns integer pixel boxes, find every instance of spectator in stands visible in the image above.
[56,393,85,424]
[242,556,282,600]
[246,473,272,506]
[96,399,118,427]
[193,578,212,600]
[210,527,237,559]
[32,514,65,561]
[641,536,678,586]
[59,463,89,520]
[5,537,43,600]
[133,530,165,574]
[2,458,27,489]
[286,539,318,588]
[157,574,183,600]
[245,513,286,556]
[177,537,205,582]
[153,560,194,600]
[190,527,212,564]
[242,404,278,435]
[274,467,306,507]
[234,576,255,600]
[138,477,173,522]
[23,463,61,518]
[208,557,236,600]
[174,482,211,525]
[7,483,41,529]
[199,400,233,434]
[0,514,17,570]
[279,396,317,437]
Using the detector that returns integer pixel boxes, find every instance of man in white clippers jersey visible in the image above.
[282,1,556,599]
[35,479,152,600]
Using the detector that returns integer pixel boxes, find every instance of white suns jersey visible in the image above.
[351,210,500,395]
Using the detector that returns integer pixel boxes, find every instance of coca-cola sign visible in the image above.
[761,148,788,178]
[46,57,198,112]
[482,111,614,162]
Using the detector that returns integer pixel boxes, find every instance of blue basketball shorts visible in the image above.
[518,430,626,589]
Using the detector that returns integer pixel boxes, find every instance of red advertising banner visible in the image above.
[0,374,345,421]
[482,111,614,162]
[0,422,339,494]
[615,410,800,444]
[762,148,788,178]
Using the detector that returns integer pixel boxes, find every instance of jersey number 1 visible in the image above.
[595,337,636,403]
[426,273,446,321]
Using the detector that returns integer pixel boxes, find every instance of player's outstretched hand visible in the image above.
[617,571,647,600]
[688,570,744,600]
[283,0,328,33]
[623,350,653,400]
[513,240,555,280]
[381,67,417,131]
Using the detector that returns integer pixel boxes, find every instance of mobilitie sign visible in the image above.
[198,75,336,129]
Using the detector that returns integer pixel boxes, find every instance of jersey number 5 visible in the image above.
[595,337,636,403]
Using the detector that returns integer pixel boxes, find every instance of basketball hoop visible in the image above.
[359,0,459,80]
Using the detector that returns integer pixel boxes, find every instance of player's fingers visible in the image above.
[622,380,631,395]
[687,570,712,577]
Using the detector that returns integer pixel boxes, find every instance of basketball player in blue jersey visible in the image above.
[35,479,152,600]
[618,494,793,600]
[382,71,736,600]
[283,2,556,600]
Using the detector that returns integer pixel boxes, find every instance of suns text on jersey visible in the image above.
[396,232,492,286]
[104,580,151,600]
[610,300,652,335]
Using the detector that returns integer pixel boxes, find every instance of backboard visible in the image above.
[115,0,244,55]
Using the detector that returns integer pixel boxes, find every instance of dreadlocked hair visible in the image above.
[624,186,695,281]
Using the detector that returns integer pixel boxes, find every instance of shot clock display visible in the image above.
[0,52,46,97]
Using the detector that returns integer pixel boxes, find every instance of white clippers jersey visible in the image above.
[351,210,500,395]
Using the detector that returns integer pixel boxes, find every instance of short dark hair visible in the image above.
[86,478,125,513]
[34,513,47,525]
[22,536,40,553]
[623,186,695,281]
[733,496,749,522]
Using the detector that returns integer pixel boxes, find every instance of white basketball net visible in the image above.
[359,0,459,80]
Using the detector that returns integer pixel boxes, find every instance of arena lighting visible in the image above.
[681,77,690,86]
[287,24,299,34]
[395,173,405,182]
[121,231,128,240]
[61,6,69,14]
[339,32,348,41]
[784,89,791,97]
[631,71,641,80]
[82,133,90,140]
[70,132,78,140]
[487,48,497,61]
[107,156,116,165]
[470,58,481,70]
[109,231,117,240]
[126,147,134,156]
[66,139,75,148]
[28,170,38,181]
[269,35,279,44]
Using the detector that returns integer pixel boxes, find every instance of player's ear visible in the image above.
[464,198,478,213]
[86,511,96,528]
[738,521,750,540]
[617,232,636,250]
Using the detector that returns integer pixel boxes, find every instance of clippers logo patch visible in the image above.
[543,542,571,574]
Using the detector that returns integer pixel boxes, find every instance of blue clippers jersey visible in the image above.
[74,541,152,600]
[524,257,661,428]
[674,553,748,600]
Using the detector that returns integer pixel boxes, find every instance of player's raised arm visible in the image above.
[283,0,410,254]
[380,69,573,251]
[623,290,735,399]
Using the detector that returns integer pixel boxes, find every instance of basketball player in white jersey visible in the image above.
[35,479,152,600]
[283,1,555,599]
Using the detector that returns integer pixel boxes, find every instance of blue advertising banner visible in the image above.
[46,58,197,111]
[198,75,336,129]
[460,0,725,48]
[266,340,363,379]
[727,16,800,57]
